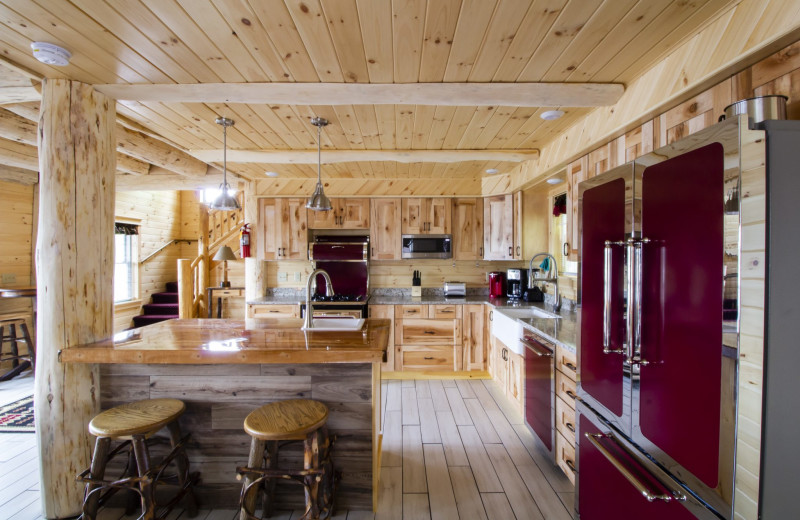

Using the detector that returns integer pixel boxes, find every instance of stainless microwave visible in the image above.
[401,234,452,259]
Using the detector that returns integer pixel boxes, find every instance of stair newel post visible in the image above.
[178,259,193,318]
[198,206,210,315]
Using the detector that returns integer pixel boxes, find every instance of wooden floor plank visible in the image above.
[402,380,416,388]
[422,444,459,520]
[463,399,501,444]
[95,507,126,520]
[427,380,451,412]
[417,398,442,444]
[482,380,523,425]
[440,379,457,388]
[456,426,503,493]
[512,423,573,493]
[347,511,376,520]
[402,387,420,425]
[468,380,500,412]
[480,493,516,520]
[382,410,403,467]
[386,381,402,411]
[403,425,428,493]
[402,493,431,519]
[516,463,573,520]
[3,490,40,520]
[434,411,469,467]
[454,379,476,399]
[203,510,239,520]
[558,492,575,516]
[485,408,535,464]
[415,380,432,399]
[375,466,402,520]
[444,387,473,426]
[485,444,544,520]
[448,466,488,520]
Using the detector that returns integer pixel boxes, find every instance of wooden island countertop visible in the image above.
[59,318,390,364]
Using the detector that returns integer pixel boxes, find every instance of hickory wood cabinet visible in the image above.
[247,304,300,319]
[368,304,397,372]
[483,192,522,260]
[307,198,369,229]
[452,198,484,260]
[257,198,308,260]
[491,337,524,415]
[394,304,462,372]
[555,345,578,484]
[370,198,401,260]
[401,198,452,234]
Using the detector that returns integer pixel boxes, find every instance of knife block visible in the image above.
[411,286,422,297]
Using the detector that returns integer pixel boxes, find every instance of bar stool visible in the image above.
[77,398,199,520]
[237,399,337,520]
[0,312,35,382]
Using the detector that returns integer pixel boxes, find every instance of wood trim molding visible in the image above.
[191,148,539,164]
[94,82,624,108]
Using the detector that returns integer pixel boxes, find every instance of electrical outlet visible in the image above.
[293,272,302,282]
[278,271,288,282]
[1,273,16,284]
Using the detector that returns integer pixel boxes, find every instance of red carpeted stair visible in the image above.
[133,282,179,328]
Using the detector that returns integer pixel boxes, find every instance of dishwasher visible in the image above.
[521,329,556,453]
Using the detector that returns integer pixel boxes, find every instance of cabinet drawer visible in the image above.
[431,305,461,319]
[556,369,578,409]
[556,430,577,485]
[398,319,456,345]
[556,346,578,380]
[247,304,299,319]
[212,289,243,297]
[395,305,427,319]
[555,396,577,442]
[401,345,454,371]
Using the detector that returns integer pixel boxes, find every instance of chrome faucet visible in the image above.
[529,252,561,312]
[304,269,335,329]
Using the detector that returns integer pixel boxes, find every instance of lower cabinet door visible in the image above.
[578,414,698,520]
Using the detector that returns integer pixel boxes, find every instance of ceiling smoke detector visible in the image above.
[546,178,564,185]
[265,171,279,177]
[30,42,72,66]
[540,110,565,121]
[485,168,499,174]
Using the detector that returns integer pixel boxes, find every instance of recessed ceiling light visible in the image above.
[265,171,279,177]
[546,178,564,185]
[30,42,71,66]
[485,168,499,174]
[540,110,565,121]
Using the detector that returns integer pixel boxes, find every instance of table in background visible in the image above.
[206,286,244,318]
[0,286,36,381]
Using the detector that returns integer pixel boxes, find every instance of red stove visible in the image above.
[302,236,370,319]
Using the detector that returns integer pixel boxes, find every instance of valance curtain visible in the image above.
[114,222,139,235]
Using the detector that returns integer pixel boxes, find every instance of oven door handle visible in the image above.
[585,432,685,502]
[520,336,554,357]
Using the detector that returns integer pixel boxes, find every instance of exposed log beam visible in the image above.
[254,177,485,197]
[116,125,208,177]
[94,82,625,107]
[191,148,539,164]
[0,86,40,105]
[0,164,37,184]
[116,154,150,176]
[0,137,38,170]
[1,102,39,121]
[116,170,224,191]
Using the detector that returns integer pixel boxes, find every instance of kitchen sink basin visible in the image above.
[497,307,561,320]
[301,318,366,331]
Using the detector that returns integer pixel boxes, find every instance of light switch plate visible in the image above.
[278,271,288,282]
[294,272,302,282]
[1,273,16,284]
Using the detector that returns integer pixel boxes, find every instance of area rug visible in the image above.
[0,395,34,432]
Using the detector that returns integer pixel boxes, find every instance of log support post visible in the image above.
[243,182,266,301]
[177,259,193,318]
[197,206,210,316]
[35,79,115,518]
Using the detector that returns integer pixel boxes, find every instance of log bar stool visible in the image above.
[0,312,35,382]
[237,399,337,520]
[77,398,199,520]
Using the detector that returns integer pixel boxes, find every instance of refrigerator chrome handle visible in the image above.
[604,240,626,354]
[585,432,685,503]
[627,238,650,366]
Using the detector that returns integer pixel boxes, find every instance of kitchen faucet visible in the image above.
[529,252,561,312]
[304,268,335,329]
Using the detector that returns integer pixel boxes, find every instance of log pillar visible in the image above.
[35,79,115,518]
[198,206,210,316]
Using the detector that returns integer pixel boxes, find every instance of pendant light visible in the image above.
[306,117,332,211]
[210,116,241,211]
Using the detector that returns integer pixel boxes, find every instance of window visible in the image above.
[114,223,139,303]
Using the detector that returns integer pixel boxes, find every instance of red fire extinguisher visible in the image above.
[240,223,251,258]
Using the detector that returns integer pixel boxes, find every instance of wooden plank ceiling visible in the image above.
[0,0,738,188]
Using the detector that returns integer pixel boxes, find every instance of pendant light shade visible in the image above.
[211,116,241,211]
[307,117,332,211]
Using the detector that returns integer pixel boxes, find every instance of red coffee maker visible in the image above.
[488,272,506,298]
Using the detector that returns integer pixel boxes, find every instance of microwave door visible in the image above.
[577,163,636,436]
[631,143,733,519]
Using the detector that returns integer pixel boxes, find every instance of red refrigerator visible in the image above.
[575,120,746,519]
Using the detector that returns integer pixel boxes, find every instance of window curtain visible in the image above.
[114,222,139,235]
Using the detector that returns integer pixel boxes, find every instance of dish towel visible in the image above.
[539,257,551,273]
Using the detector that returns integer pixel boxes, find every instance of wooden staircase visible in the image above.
[133,281,179,327]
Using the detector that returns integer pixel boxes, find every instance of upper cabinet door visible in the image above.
[307,203,337,229]
[512,191,523,260]
[566,157,588,262]
[427,198,452,234]
[483,194,514,260]
[401,198,426,234]
[258,198,279,260]
[370,198,401,260]
[453,198,483,260]
[279,198,308,260]
[339,198,370,229]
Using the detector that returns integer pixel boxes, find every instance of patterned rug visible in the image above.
[0,395,34,432]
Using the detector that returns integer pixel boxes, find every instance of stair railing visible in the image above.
[178,192,244,318]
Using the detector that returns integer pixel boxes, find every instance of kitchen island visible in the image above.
[60,318,390,511]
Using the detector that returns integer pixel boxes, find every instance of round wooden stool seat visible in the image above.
[0,312,30,323]
[89,398,186,438]
[244,399,328,441]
